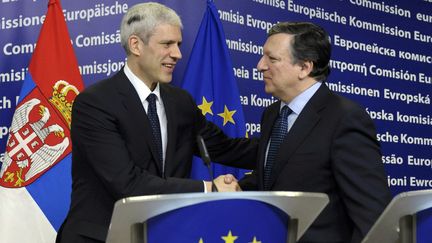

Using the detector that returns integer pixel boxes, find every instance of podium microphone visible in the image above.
[196,135,218,192]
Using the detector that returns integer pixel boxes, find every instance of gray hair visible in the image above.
[268,22,331,81]
[120,2,182,55]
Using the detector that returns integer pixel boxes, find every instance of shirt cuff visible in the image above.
[203,181,208,193]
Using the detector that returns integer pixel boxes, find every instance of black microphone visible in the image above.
[196,135,218,192]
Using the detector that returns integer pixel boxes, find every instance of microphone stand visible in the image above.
[196,135,218,192]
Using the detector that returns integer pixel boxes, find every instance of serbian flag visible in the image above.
[0,0,83,242]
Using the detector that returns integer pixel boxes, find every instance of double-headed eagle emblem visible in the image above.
[0,98,69,187]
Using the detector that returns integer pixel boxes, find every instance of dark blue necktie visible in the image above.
[263,106,292,190]
[146,94,163,171]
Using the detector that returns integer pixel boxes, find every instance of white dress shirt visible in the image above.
[124,64,168,172]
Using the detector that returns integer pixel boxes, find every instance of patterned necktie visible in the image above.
[146,94,163,171]
[263,106,292,190]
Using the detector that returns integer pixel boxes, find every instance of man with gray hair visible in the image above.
[240,21,391,243]
[56,2,256,242]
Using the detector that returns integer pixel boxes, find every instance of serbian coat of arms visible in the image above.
[0,80,77,187]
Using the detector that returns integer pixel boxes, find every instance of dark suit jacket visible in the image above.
[57,70,257,242]
[240,84,391,243]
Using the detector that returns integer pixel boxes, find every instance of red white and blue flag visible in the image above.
[0,0,83,242]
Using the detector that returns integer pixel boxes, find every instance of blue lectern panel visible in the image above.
[147,199,289,243]
[416,208,432,243]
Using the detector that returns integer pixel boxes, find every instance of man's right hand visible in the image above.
[205,174,242,192]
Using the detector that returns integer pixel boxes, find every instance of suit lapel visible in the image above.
[159,84,177,176]
[115,71,164,175]
[267,84,330,188]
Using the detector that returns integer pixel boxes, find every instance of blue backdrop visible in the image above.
[0,0,431,224]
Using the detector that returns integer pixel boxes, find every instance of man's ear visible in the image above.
[128,35,141,56]
[299,61,313,80]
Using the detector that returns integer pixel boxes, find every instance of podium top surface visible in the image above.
[362,189,432,243]
[106,191,329,243]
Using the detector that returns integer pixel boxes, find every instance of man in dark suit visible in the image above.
[56,3,256,243]
[239,22,392,243]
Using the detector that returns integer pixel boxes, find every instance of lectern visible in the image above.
[362,189,432,243]
[106,191,328,243]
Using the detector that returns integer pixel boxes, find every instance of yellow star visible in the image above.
[222,230,238,243]
[217,105,236,126]
[249,236,262,243]
[198,238,204,243]
[198,97,213,116]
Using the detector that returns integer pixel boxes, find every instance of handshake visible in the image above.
[204,174,242,192]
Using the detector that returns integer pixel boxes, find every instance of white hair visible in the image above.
[120,2,182,54]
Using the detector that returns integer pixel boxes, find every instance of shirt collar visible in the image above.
[124,63,161,103]
[281,82,322,114]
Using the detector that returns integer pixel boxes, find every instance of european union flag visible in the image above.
[182,0,249,180]
[148,199,289,243]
